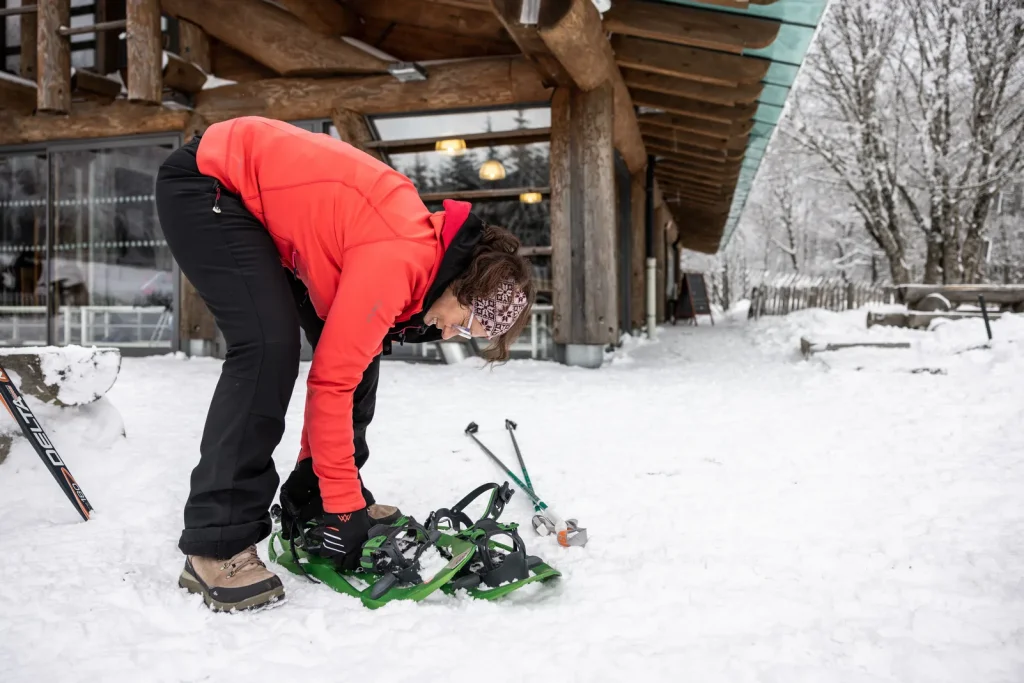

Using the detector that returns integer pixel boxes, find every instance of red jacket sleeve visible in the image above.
[304,243,423,513]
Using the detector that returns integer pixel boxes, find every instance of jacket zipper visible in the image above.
[212,180,222,214]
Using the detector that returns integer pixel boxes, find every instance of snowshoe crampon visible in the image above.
[268,515,474,610]
[426,483,561,600]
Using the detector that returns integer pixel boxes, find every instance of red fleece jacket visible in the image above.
[196,116,467,513]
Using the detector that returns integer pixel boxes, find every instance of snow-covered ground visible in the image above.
[1,306,1023,683]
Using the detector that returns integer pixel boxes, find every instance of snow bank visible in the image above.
[0,327,1022,683]
[749,305,1024,375]
[0,345,121,406]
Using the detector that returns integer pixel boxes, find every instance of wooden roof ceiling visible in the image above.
[0,0,829,253]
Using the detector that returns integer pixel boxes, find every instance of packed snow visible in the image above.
[1,306,1023,683]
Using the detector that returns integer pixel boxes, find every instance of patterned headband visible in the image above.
[472,279,529,338]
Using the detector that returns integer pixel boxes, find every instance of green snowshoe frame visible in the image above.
[268,515,475,610]
[425,482,561,600]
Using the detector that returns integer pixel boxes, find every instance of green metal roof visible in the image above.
[657,0,832,251]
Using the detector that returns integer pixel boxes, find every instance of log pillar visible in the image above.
[630,171,646,330]
[37,0,71,114]
[550,82,617,368]
[177,115,219,356]
[126,0,163,104]
[655,204,669,323]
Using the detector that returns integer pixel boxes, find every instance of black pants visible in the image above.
[156,138,380,560]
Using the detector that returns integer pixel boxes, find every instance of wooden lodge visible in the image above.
[0,0,828,366]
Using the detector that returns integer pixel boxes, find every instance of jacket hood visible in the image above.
[384,201,486,350]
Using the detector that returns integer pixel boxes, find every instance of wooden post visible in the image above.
[126,0,163,104]
[177,114,219,352]
[655,204,668,322]
[330,108,383,161]
[550,82,617,366]
[20,6,38,81]
[178,19,211,72]
[630,171,646,329]
[37,0,71,114]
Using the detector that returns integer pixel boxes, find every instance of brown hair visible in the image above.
[450,223,535,363]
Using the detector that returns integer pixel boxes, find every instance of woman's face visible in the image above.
[423,288,489,340]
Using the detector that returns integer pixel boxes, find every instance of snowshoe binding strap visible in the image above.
[426,483,535,591]
[359,517,441,601]
[425,482,514,534]
[449,518,535,591]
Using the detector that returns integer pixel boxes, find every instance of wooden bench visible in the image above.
[896,285,1024,312]
[800,337,911,358]
[0,346,121,464]
[867,311,1004,330]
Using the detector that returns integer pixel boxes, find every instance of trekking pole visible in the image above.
[504,419,541,513]
[0,364,92,521]
[464,422,587,548]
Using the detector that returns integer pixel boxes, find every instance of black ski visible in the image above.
[0,364,92,521]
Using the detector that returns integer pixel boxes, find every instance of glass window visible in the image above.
[0,153,48,345]
[372,108,550,141]
[49,143,176,348]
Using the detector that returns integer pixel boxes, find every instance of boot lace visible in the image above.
[221,546,266,578]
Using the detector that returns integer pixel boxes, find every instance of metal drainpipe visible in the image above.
[644,155,657,338]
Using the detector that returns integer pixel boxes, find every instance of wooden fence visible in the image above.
[747,276,896,319]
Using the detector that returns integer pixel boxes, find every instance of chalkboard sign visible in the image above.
[676,272,714,325]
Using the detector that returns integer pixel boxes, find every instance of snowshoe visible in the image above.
[425,482,561,600]
[268,508,475,610]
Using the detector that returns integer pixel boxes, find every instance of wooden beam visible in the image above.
[0,72,37,114]
[612,35,769,86]
[348,0,511,43]
[632,89,756,125]
[161,0,390,75]
[640,112,754,140]
[194,56,552,122]
[210,41,276,82]
[644,134,743,162]
[535,0,647,174]
[364,127,550,155]
[655,171,725,191]
[126,0,163,104]
[178,19,211,72]
[331,108,382,161]
[163,51,208,94]
[622,68,762,106]
[658,177,736,195]
[275,0,357,35]
[642,123,749,151]
[20,6,38,81]
[644,136,739,163]
[0,101,190,146]
[630,171,646,329]
[647,143,734,167]
[604,0,780,54]
[71,68,123,102]
[419,187,549,203]
[356,21,521,61]
[489,0,574,88]
[550,82,618,348]
[426,0,490,9]
[37,0,71,114]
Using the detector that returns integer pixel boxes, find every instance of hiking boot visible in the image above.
[368,503,402,525]
[178,545,285,612]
